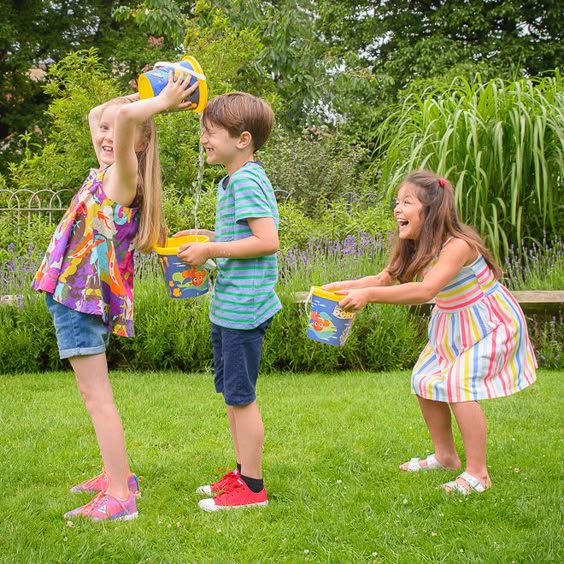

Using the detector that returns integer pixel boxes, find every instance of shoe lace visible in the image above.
[213,468,237,487]
[215,478,245,502]
[79,491,107,516]
[79,470,107,489]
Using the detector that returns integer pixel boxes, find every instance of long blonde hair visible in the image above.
[104,98,167,252]
[387,170,502,282]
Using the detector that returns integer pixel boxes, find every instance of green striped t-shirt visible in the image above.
[210,161,282,330]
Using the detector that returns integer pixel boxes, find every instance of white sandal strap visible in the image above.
[459,472,486,492]
[442,479,470,495]
[406,458,422,471]
[425,454,444,470]
[443,472,486,495]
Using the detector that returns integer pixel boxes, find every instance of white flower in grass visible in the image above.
[336,479,343,485]
[304,549,310,555]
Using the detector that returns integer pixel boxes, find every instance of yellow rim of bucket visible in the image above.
[153,235,209,255]
[311,285,343,302]
[138,72,155,99]
[182,55,208,113]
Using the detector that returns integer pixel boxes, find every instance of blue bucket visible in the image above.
[153,236,212,299]
[138,56,208,113]
[305,286,355,346]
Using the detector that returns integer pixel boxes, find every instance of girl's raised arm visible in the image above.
[106,74,198,205]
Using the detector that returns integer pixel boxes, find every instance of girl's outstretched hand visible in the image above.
[159,71,199,111]
[322,280,354,292]
[173,228,215,242]
[336,288,370,312]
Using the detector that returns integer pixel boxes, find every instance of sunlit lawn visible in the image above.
[0,370,561,562]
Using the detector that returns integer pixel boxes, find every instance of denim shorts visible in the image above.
[211,318,272,406]
[45,293,110,359]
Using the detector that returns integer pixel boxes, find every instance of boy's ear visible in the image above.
[237,131,253,149]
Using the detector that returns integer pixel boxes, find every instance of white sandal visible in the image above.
[401,453,445,472]
[442,471,488,495]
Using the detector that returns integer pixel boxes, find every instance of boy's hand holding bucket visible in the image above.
[177,238,210,267]
[153,235,214,299]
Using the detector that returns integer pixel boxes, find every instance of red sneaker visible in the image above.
[195,468,239,496]
[198,477,268,511]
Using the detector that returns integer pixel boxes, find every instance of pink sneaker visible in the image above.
[64,491,138,522]
[196,468,239,496]
[198,476,268,511]
[70,470,140,497]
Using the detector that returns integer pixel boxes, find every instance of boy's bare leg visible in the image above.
[232,401,264,479]
[226,404,240,466]
[70,353,131,499]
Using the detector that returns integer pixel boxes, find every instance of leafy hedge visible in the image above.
[0,278,427,374]
[2,275,562,375]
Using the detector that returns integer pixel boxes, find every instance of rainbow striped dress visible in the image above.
[412,254,537,403]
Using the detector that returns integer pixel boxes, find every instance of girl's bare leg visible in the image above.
[70,353,130,499]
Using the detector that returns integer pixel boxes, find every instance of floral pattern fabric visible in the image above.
[33,168,139,337]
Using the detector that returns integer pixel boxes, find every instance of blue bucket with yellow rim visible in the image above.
[138,56,208,113]
[153,235,211,298]
[305,286,355,346]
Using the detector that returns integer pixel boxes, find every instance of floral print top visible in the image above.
[32,167,139,337]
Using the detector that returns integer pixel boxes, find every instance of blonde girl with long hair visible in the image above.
[33,74,197,521]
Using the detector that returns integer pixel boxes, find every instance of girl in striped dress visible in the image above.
[324,170,536,494]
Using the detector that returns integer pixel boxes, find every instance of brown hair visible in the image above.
[387,170,502,282]
[202,92,274,151]
[102,99,167,252]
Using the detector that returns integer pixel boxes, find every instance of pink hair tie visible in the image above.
[438,178,447,187]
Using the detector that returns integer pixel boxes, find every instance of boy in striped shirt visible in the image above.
[176,92,281,510]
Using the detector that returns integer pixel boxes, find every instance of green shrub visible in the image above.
[1,276,561,374]
[262,126,373,215]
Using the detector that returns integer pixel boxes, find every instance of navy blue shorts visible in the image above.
[46,293,110,359]
[211,318,272,406]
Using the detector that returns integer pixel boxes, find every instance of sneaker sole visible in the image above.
[90,511,139,522]
[198,499,268,512]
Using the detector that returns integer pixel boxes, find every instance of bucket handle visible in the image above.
[153,62,206,81]
[304,286,315,318]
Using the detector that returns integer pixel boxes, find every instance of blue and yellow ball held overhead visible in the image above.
[138,55,208,113]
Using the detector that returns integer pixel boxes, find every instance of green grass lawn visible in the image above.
[0,370,561,563]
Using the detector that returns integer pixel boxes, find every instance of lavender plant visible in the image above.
[279,231,393,294]
[503,234,564,291]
